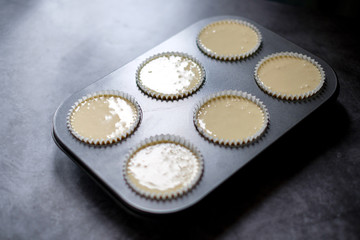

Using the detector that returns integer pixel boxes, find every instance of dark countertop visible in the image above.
[1,0,359,239]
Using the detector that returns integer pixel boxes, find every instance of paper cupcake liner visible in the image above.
[123,134,204,200]
[254,52,326,100]
[67,90,142,145]
[193,90,269,146]
[135,52,206,100]
[196,19,262,61]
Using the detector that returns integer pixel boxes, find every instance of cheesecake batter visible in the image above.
[70,95,138,140]
[126,142,201,196]
[138,54,203,97]
[257,55,322,97]
[196,96,265,141]
[198,21,259,56]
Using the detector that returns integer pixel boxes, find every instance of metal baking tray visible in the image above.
[52,16,338,216]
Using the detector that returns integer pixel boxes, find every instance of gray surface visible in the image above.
[53,16,337,214]
[1,0,359,239]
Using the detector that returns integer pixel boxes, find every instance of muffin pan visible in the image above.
[52,16,338,215]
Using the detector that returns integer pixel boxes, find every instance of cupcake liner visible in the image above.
[67,90,142,145]
[193,90,269,146]
[136,52,206,100]
[254,52,326,100]
[123,134,204,200]
[196,19,262,61]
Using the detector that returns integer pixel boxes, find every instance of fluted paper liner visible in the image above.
[136,52,206,100]
[196,19,262,61]
[123,134,204,200]
[254,52,325,100]
[67,90,141,145]
[193,90,269,146]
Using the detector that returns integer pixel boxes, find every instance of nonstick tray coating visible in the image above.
[52,16,338,215]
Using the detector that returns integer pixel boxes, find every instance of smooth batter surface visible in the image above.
[139,55,202,96]
[198,21,259,56]
[70,95,138,140]
[126,142,201,196]
[257,56,322,96]
[196,96,265,141]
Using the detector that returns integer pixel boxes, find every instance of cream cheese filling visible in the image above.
[196,96,265,141]
[139,55,202,96]
[257,56,322,96]
[126,142,200,195]
[70,95,138,140]
[198,22,259,56]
